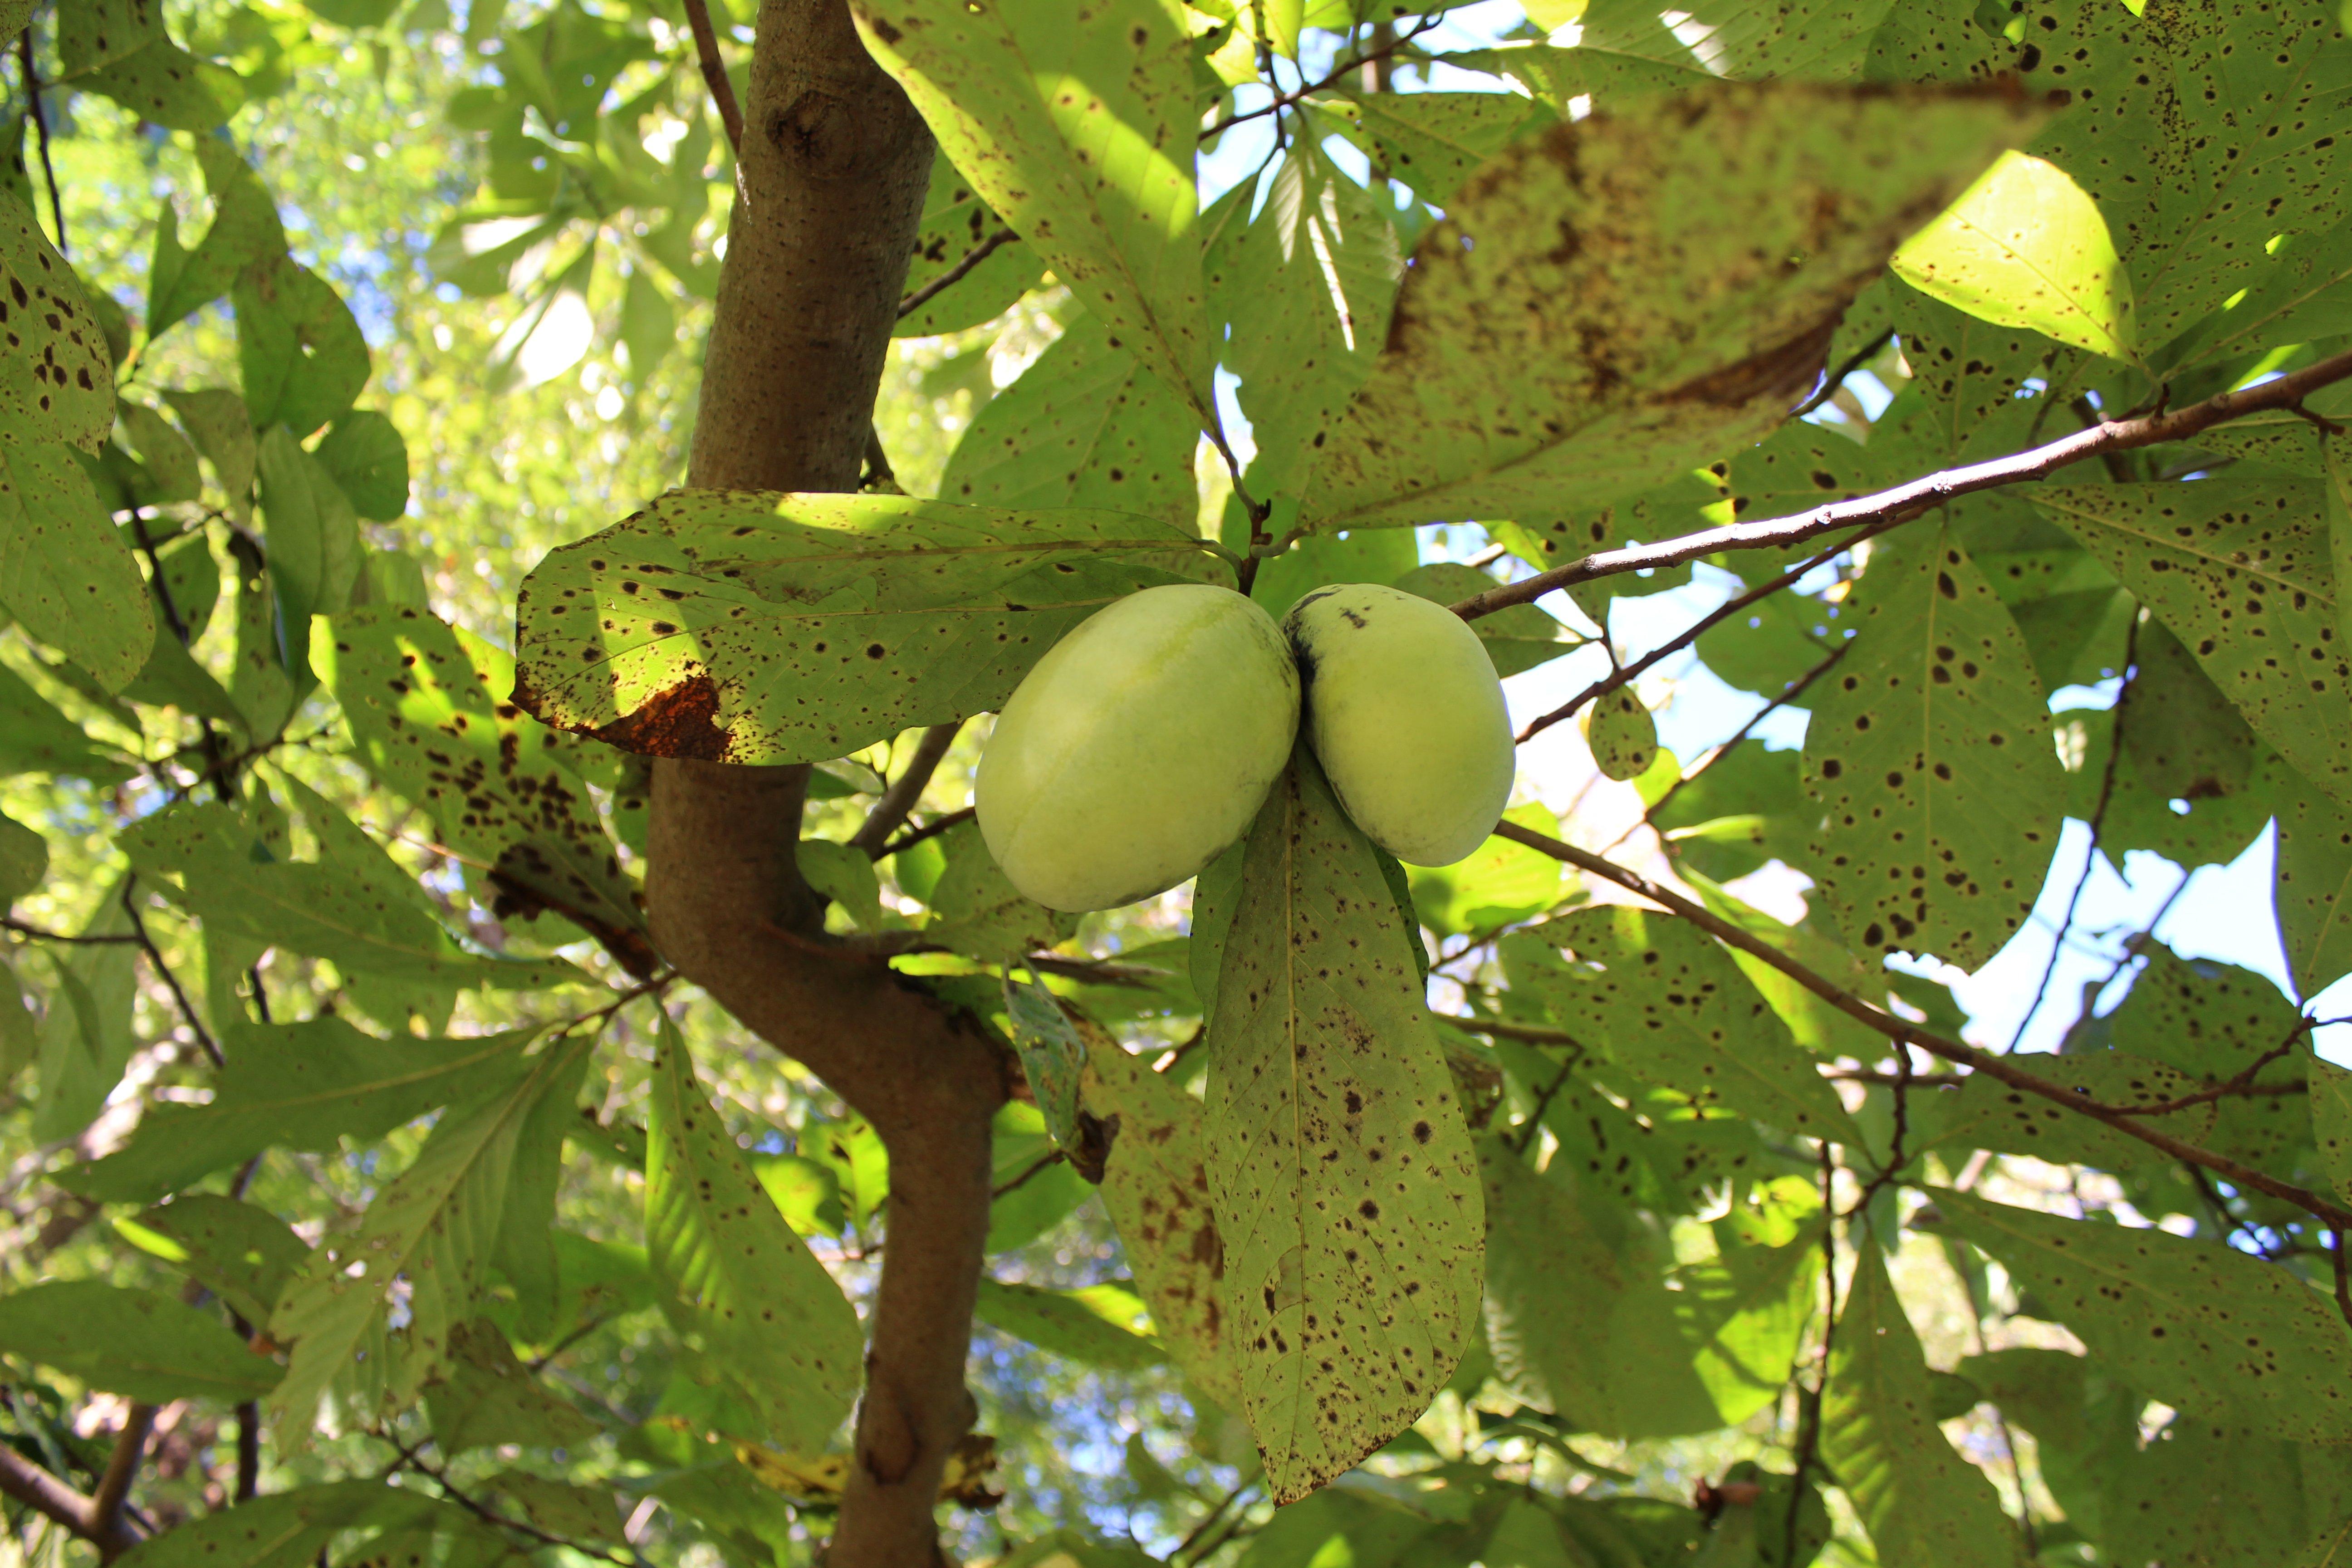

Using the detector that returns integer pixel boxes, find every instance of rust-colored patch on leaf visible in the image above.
[583,673,733,761]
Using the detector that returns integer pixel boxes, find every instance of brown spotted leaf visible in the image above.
[1205,745,1483,1501]
[2032,483,2352,809]
[1938,1187,2352,1442]
[1802,520,2062,968]
[0,198,114,453]
[1296,82,2045,532]
[510,489,1224,767]
[1079,1029,1244,1411]
[320,607,652,975]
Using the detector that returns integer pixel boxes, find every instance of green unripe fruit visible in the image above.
[1284,582,1514,867]
[977,583,1301,912]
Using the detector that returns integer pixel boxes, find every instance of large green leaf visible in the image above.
[110,1481,394,1568]
[0,440,155,691]
[1890,151,2137,363]
[1206,136,1401,500]
[2033,482,2352,808]
[0,199,114,452]
[1819,1239,2024,1568]
[1939,1188,2352,1441]
[1079,1029,1244,1410]
[2108,1415,2316,1568]
[1205,745,1484,1501]
[511,489,1222,765]
[645,1014,862,1452]
[267,1034,590,1446]
[0,1280,282,1402]
[120,801,580,990]
[1508,907,1862,1146]
[849,0,1216,423]
[116,1195,311,1325]
[75,1019,534,1217]
[1295,83,2042,532]
[936,315,1197,531]
[319,607,652,975]
[1800,519,2062,968]
[234,255,370,437]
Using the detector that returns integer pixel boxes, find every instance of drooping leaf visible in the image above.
[896,150,1046,338]
[1890,151,2137,363]
[1800,519,2062,968]
[483,1473,622,1542]
[645,1014,862,1452]
[973,1278,1166,1371]
[1509,907,1862,1146]
[1205,745,1484,1501]
[510,490,1222,765]
[162,388,259,520]
[0,199,114,452]
[267,1034,591,1446]
[319,607,653,975]
[1296,83,2043,532]
[1573,0,1897,84]
[1939,1187,2352,1441]
[936,315,1198,531]
[258,424,360,646]
[0,440,155,691]
[1079,1029,1243,1409]
[2032,482,2352,808]
[0,1280,282,1402]
[115,1194,311,1324]
[849,0,1216,423]
[148,166,284,344]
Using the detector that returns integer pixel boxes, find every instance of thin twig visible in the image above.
[1437,1014,1583,1046]
[1492,820,2352,1230]
[878,804,975,858]
[120,879,223,1068]
[990,1150,1062,1201]
[16,31,65,253]
[1196,13,1445,141]
[1846,1042,1914,1218]
[1511,1055,1578,1155]
[681,0,742,154]
[381,1436,634,1565]
[1,917,144,945]
[1639,641,1850,830]
[853,722,964,856]
[2334,1229,2352,1330]
[88,1405,156,1553]
[1170,1476,1257,1566]
[1792,329,1897,419]
[1449,346,2352,622]
[897,229,1018,319]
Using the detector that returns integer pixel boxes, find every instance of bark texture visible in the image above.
[650,4,1003,1563]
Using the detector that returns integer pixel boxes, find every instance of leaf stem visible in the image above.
[681,0,742,154]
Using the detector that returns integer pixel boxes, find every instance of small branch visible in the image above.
[121,879,224,1068]
[1516,528,1880,744]
[1511,1055,1578,1155]
[1847,1043,1914,1218]
[990,1150,1061,1200]
[1170,1476,1257,1566]
[1492,821,2352,1230]
[0,1445,136,1557]
[681,0,742,154]
[1641,641,1850,828]
[1449,346,2352,623]
[88,1405,156,1557]
[1,917,144,945]
[896,229,1017,320]
[1792,329,1896,419]
[380,1436,633,1565]
[852,722,963,857]
[1196,14,1444,141]
[16,31,66,254]
[234,1401,260,1502]
[877,804,975,858]
[2334,1229,2352,1331]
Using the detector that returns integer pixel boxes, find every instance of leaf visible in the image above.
[1206,136,1401,499]
[2108,1414,2316,1568]
[1575,0,1898,83]
[422,1318,599,1453]
[1513,907,1862,1145]
[645,1014,862,1452]
[162,388,259,520]
[110,1481,392,1568]
[1297,83,2044,532]
[0,808,45,902]
[1818,1239,2023,1568]
[897,151,1046,337]
[1392,563,1569,678]
[0,1280,282,1402]
[117,400,201,503]
[1954,1346,2138,1542]
[973,1278,1167,1371]
[1404,803,1568,939]
[0,198,113,452]
[484,1473,621,1542]
[84,40,246,130]
[795,838,882,930]
[619,267,675,381]
[1246,529,1421,621]
[936,315,1198,532]
[121,802,580,991]
[849,0,1216,424]
[259,424,360,643]
[1004,970,1086,1152]
[267,1034,591,1446]
[1331,91,1545,207]
[30,878,139,1141]
[2312,1054,2352,1211]
[314,410,411,521]
[510,489,1223,766]
[234,255,370,437]
[1079,1029,1244,1409]
[1938,1187,2352,1441]
[1890,151,2137,363]
[116,1195,311,1324]
[1583,687,1657,782]
[1801,519,2062,968]
[148,168,283,344]
[2032,482,2352,808]
[1205,745,1484,1501]
[318,607,653,975]
[0,440,156,691]
[925,819,1068,960]
[0,661,132,779]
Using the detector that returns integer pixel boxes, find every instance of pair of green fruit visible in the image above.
[976,581,1517,912]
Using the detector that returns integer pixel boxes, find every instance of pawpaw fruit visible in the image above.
[1284,582,1514,867]
[977,583,1300,911]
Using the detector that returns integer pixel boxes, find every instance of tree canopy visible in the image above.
[4,0,2352,1566]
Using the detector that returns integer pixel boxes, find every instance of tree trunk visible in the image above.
[648,5,1004,1563]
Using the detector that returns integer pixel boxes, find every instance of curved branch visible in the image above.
[1492,820,2352,1230]
[1450,345,2352,623]
[0,1442,142,1559]
[852,721,963,856]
